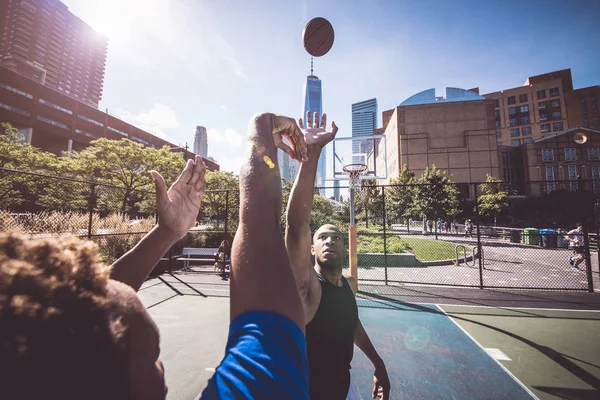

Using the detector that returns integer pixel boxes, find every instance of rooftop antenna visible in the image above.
[310,56,314,76]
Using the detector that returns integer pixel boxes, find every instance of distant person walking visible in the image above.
[566,223,585,270]
[465,219,473,238]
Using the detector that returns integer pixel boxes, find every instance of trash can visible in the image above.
[523,228,540,246]
[539,228,557,248]
[509,230,521,243]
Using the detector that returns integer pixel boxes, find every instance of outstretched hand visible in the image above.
[151,155,206,240]
[271,114,308,162]
[299,111,338,149]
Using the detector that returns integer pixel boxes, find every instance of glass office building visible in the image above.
[303,75,325,187]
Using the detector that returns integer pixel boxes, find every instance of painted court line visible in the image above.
[435,304,539,400]
[426,303,600,313]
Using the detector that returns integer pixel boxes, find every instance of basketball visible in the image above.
[302,17,334,57]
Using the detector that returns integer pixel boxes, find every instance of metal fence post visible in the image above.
[583,224,595,293]
[224,190,229,239]
[474,183,484,289]
[382,186,388,285]
[87,183,96,239]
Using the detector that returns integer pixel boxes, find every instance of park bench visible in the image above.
[174,248,230,272]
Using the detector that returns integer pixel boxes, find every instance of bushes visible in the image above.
[357,234,410,254]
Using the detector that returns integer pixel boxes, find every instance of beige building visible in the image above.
[378,87,499,185]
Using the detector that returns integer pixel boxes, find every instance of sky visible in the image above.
[61,0,600,174]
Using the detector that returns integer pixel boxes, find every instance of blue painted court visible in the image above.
[351,298,534,399]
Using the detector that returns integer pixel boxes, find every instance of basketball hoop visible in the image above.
[343,163,367,191]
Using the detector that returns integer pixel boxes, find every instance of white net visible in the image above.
[343,164,367,191]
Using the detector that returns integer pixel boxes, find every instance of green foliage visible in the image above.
[203,170,239,231]
[386,165,416,224]
[409,165,460,220]
[357,234,410,254]
[476,174,509,222]
[356,180,385,227]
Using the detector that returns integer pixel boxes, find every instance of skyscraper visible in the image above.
[352,98,378,157]
[193,126,208,158]
[303,69,325,187]
[0,0,108,108]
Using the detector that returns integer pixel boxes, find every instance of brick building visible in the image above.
[378,87,499,186]
[0,0,108,108]
[0,65,219,171]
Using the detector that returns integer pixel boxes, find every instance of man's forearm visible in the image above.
[355,319,384,367]
[286,146,321,228]
[110,225,179,292]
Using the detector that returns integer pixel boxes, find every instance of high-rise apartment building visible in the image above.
[193,126,208,158]
[0,0,108,108]
[302,74,325,187]
[351,98,378,157]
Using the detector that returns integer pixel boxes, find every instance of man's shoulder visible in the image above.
[342,275,358,294]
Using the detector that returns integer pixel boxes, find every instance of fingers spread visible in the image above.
[313,111,319,128]
[188,155,205,186]
[306,110,312,128]
[321,113,327,129]
[331,120,339,135]
[298,117,304,130]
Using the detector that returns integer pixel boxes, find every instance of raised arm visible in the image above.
[229,112,307,329]
[285,112,337,322]
[110,156,206,291]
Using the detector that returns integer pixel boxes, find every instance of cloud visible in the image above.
[207,128,244,147]
[206,128,246,173]
[117,103,179,141]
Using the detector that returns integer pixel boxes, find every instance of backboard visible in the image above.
[327,134,387,181]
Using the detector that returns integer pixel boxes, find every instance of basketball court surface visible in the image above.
[139,273,600,400]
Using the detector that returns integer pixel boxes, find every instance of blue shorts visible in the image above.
[199,310,308,400]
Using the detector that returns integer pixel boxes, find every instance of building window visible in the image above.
[541,124,551,132]
[504,168,514,182]
[537,90,546,99]
[519,94,528,103]
[539,113,548,121]
[587,148,600,160]
[502,152,512,164]
[0,102,31,117]
[75,128,97,139]
[538,102,546,109]
[494,110,500,118]
[584,118,589,127]
[545,166,556,192]
[581,94,587,103]
[494,99,499,108]
[77,114,103,127]
[592,164,600,181]
[520,105,529,113]
[551,111,562,120]
[582,106,588,115]
[496,131,502,139]
[108,126,128,137]
[542,148,554,162]
[593,105,598,115]
[509,118,517,126]
[522,126,532,136]
[36,116,68,130]
[511,139,520,146]
[549,87,559,97]
[568,165,578,191]
[553,122,564,131]
[564,148,577,161]
[39,98,72,115]
[509,107,517,115]
[594,118,600,126]
[507,96,516,105]
[131,136,150,145]
[0,83,33,98]
[523,138,533,144]
[510,128,520,137]
[496,120,501,127]
[520,116,530,125]
[551,99,561,108]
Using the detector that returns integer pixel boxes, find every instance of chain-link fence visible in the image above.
[2,167,598,291]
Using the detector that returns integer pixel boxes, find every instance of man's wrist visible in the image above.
[372,356,385,370]
[153,224,184,245]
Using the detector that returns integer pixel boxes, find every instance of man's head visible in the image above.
[576,222,583,231]
[312,224,345,270]
[0,233,166,400]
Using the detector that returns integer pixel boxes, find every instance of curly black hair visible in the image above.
[0,233,129,400]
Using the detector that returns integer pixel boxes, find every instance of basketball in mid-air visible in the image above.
[302,17,334,57]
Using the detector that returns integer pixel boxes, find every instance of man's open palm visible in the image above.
[299,111,338,148]
[151,156,206,240]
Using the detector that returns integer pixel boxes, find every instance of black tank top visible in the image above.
[306,274,359,400]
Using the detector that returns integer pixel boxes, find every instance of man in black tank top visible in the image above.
[285,112,390,399]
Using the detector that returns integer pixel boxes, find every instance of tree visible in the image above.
[75,139,185,215]
[476,174,509,226]
[386,165,416,227]
[409,166,460,232]
[0,122,58,209]
[202,170,239,230]
[357,180,385,229]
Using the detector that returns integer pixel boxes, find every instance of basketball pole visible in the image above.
[349,187,358,281]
